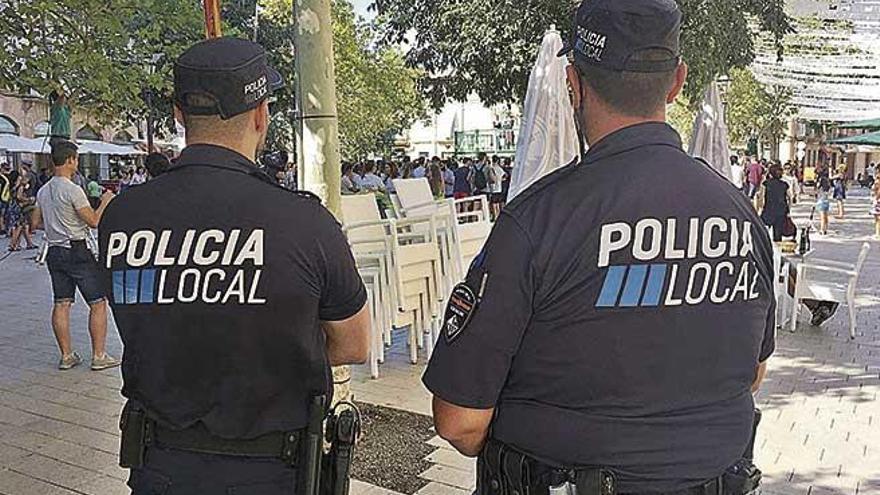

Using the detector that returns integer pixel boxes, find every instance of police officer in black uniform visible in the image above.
[423,1,776,493]
[99,37,370,494]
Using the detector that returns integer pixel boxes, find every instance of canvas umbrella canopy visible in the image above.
[0,134,49,153]
[507,28,579,202]
[688,82,733,182]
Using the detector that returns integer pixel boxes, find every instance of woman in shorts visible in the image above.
[816,176,832,235]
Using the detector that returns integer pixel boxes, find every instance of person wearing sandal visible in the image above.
[31,140,120,371]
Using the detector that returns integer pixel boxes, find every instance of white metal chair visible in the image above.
[790,242,870,339]
[449,196,492,273]
[341,194,442,366]
[341,194,398,376]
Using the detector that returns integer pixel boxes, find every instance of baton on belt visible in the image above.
[298,395,327,495]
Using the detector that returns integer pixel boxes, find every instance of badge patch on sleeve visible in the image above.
[443,283,478,343]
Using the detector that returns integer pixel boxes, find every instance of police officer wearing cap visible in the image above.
[423,1,776,494]
[99,37,370,494]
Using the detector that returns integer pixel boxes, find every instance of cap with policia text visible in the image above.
[559,0,682,73]
[174,37,284,120]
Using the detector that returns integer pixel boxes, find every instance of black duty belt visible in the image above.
[119,402,302,468]
[478,439,735,495]
[151,422,302,462]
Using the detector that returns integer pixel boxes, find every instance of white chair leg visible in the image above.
[790,297,799,333]
[409,314,419,365]
[848,299,857,340]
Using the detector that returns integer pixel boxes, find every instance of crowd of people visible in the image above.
[341,153,513,219]
[728,155,880,240]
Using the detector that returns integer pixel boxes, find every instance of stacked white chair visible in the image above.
[449,195,492,273]
[341,195,397,377]
[340,194,443,374]
[392,178,462,292]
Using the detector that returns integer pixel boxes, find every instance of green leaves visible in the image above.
[374,0,793,109]
[725,67,795,149]
[1,0,204,129]
[2,0,422,159]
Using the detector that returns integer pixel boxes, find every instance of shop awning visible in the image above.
[837,118,880,130]
[828,131,880,146]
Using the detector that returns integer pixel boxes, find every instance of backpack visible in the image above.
[473,164,488,191]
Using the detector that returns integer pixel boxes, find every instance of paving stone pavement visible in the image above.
[1,188,879,494]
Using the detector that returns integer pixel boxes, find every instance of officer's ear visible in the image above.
[253,100,269,133]
[173,106,185,129]
[666,62,688,104]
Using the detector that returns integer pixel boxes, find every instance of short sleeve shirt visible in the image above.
[98,144,367,439]
[36,177,92,248]
[423,123,776,493]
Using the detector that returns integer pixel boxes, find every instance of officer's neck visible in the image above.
[186,138,258,164]
[584,103,667,147]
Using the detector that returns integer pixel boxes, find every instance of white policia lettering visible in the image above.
[107,229,267,305]
[599,217,764,306]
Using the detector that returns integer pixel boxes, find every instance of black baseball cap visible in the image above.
[174,37,284,120]
[559,0,682,73]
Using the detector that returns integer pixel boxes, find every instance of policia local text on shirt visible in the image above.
[424,1,774,495]
[99,38,371,495]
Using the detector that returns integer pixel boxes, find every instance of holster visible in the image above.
[119,401,151,469]
[321,406,360,495]
[476,439,615,495]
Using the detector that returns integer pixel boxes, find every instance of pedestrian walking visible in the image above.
[873,180,880,240]
[832,165,847,219]
[98,37,370,494]
[761,164,790,242]
[31,140,119,370]
[816,175,832,235]
[453,158,473,200]
[423,1,775,493]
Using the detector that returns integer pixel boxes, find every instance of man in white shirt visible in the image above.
[32,140,120,371]
[729,155,744,192]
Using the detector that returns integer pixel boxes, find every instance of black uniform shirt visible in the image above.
[423,123,776,492]
[99,144,366,439]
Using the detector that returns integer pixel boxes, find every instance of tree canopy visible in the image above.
[374,0,794,109]
[0,0,423,159]
[725,67,795,156]
[0,0,203,126]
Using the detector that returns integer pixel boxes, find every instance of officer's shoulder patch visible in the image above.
[443,283,478,344]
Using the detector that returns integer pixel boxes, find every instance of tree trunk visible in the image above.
[293,0,348,403]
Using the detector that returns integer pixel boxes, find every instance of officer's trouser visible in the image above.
[129,445,297,495]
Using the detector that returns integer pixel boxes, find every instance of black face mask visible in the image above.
[573,72,589,163]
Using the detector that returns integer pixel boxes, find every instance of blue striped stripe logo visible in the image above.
[596,264,668,308]
[113,269,157,305]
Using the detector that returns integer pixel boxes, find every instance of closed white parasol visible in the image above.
[507,28,579,202]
